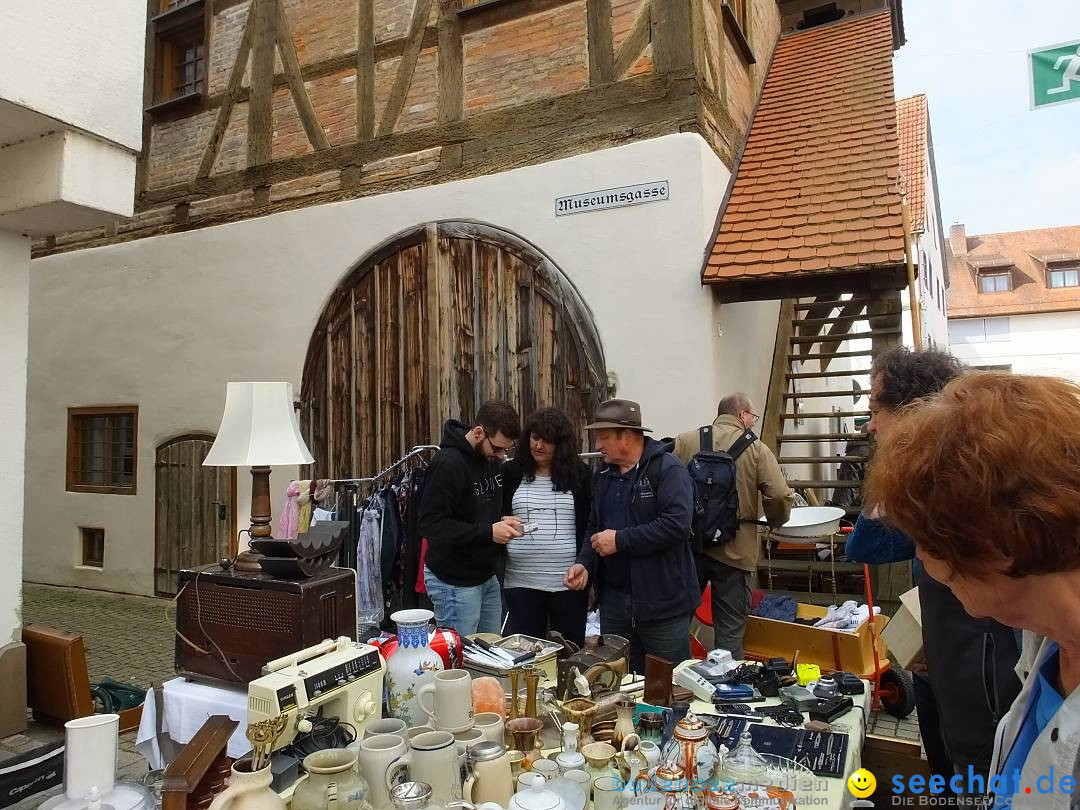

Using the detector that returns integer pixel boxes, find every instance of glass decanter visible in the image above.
[717,729,770,789]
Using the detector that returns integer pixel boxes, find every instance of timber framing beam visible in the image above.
[140,69,696,209]
[613,0,652,78]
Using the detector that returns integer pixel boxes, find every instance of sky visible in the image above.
[892,0,1080,236]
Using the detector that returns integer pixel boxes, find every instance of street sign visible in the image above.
[1029,39,1080,109]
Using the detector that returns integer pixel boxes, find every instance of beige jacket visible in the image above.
[673,414,794,572]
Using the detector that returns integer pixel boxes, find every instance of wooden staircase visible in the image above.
[758,292,910,612]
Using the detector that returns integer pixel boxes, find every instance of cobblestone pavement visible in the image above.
[8,584,176,809]
[23,583,175,688]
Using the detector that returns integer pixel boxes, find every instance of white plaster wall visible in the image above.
[949,312,1080,380]
[0,231,29,643]
[0,2,144,151]
[25,134,780,595]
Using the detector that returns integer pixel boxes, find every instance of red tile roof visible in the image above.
[947,225,1080,318]
[896,94,927,233]
[703,11,906,285]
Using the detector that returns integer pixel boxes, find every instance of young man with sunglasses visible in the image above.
[419,400,522,635]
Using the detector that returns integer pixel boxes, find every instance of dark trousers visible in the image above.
[697,554,753,660]
[914,672,956,782]
[599,588,690,675]
[504,588,587,647]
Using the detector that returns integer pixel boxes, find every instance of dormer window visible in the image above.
[1049,265,1080,289]
[978,271,1011,294]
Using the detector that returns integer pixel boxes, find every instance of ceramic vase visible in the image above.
[208,760,285,810]
[386,609,444,725]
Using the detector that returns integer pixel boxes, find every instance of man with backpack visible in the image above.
[564,399,699,674]
[675,393,794,659]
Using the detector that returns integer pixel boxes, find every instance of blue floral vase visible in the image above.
[386,608,444,725]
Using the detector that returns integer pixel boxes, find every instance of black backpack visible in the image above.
[687,425,757,552]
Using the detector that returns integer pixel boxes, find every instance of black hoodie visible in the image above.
[418,420,504,586]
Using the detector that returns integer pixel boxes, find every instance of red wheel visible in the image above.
[879,668,915,718]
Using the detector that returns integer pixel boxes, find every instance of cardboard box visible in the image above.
[881,587,923,669]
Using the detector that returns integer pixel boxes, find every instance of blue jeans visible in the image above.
[423,566,503,636]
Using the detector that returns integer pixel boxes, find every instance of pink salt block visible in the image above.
[473,676,507,718]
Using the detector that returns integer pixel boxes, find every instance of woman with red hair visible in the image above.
[867,372,1080,808]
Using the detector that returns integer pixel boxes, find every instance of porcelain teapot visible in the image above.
[507,782,568,810]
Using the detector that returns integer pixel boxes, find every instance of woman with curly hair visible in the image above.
[501,407,592,645]
[866,372,1080,808]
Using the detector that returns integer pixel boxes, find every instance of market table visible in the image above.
[135,677,250,769]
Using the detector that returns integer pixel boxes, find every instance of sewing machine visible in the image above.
[247,637,384,750]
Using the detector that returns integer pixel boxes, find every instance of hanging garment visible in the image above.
[298,480,314,534]
[356,499,385,629]
[311,507,336,525]
[277,481,301,539]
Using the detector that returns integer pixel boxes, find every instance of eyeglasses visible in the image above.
[743,410,760,423]
[484,436,514,456]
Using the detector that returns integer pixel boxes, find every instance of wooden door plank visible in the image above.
[275,0,331,151]
[168,442,182,592]
[450,237,476,420]
[425,225,448,442]
[155,445,169,594]
[355,273,378,477]
[247,0,277,167]
[401,244,428,447]
[197,9,253,178]
[586,0,614,84]
[378,0,436,137]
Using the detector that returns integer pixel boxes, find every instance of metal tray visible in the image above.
[464,634,563,677]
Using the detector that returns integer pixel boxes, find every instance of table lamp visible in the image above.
[203,381,314,573]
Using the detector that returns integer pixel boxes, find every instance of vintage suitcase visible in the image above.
[553,633,630,697]
[23,625,95,725]
[175,565,356,684]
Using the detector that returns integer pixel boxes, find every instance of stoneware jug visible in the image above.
[208,760,285,810]
[293,749,373,810]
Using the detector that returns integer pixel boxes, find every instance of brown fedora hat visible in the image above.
[584,399,652,432]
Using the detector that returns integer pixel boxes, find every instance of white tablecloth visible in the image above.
[135,677,251,768]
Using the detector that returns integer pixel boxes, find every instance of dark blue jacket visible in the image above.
[576,437,698,621]
[845,513,1020,772]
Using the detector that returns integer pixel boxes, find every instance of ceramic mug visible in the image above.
[564,769,591,798]
[530,758,559,781]
[355,734,411,810]
[474,712,505,745]
[364,718,408,739]
[593,776,629,810]
[406,725,436,741]
[581,742,616,773]
[410,730,465,803]
[508,750,525,779]
[418,669,475,733]
[453,728,485,754]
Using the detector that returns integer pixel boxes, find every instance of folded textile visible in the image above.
[813,600,880,631]
[751,594,798,622]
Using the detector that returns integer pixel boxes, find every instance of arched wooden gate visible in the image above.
[300,222,607,478]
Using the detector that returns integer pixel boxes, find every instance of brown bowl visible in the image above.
[590,720,616,743]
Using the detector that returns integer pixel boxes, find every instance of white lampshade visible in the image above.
[203,382,314,467]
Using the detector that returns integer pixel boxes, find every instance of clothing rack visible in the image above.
[327,445,440,569]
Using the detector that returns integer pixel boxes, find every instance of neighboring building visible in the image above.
[0,3,144,734]
[896,93,948,349]
[24,0,909,608]
[946,223,1080,380]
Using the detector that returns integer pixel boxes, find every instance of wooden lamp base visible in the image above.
[235,465,273,573]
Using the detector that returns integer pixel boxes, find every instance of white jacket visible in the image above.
[989,635,1080,809]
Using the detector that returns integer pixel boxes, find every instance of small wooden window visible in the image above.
[81,527,105,568]
[978,271,1011,294]
[67,407,138,495]
[148,0,207,111]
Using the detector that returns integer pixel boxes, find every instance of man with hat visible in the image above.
[564,399,698,673]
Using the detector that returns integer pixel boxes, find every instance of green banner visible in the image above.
[1030,39,1080,109]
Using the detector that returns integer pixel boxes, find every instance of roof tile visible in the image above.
[704,11,906,285]
[896,94,928,233]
